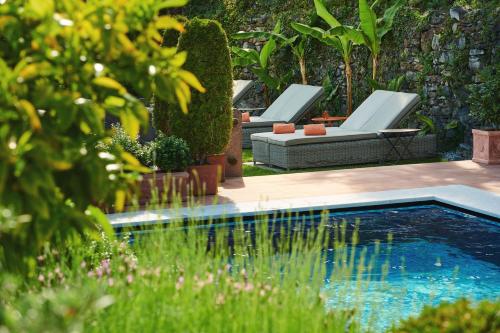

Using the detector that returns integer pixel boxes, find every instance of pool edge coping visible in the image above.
[107,185,500,228]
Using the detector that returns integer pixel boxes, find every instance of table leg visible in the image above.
[381,135,404,163]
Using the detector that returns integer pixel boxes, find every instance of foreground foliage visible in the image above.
[0,0,203,273]
[2,210,498,332]
[391,299,499,333]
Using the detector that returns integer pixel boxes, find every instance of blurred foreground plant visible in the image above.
[0,0,204,273]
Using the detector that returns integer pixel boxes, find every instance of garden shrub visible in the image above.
[468,64,500,129]
[149,133,192,172]
[154,18,233,163]
[109,124,149,166]
[391,298,500,333]
[0,0,203,273]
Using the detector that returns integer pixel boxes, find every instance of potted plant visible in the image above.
[469,66,500,165]
[139,133,191,205]
[107,125,191,205]
[154,18,233,195]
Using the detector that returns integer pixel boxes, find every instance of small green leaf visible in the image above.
[93,77,127,94]
[120,111,140,139]
[178,70,206,93]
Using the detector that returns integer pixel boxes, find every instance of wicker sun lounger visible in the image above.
[240,84,324,148]
[251,90,437,169]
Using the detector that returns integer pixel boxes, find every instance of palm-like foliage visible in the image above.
[232,21,309,84]
[358,0,404,81]
[292,0,364,115]
[231,22,287,106]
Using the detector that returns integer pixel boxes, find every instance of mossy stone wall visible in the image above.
[176,1,498,154]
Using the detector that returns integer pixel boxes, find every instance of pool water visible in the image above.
[206,204,500,329]
[320,204,500,329]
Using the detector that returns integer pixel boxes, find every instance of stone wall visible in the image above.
[182,1,499,155]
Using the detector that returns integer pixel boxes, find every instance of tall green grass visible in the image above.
[2,186,497,333]
[1,208,393,333]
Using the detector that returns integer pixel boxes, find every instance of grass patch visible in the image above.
[242,148,254,163]
[1,215,375,332]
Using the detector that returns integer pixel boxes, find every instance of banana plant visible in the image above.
[292,0,364,115]
[232,21,309,84]
[367,74,405,91]
[358,0,404,81]
[231,22,285,106]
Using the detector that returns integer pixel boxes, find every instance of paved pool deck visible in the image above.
[215,160,500,204]
[109,160,500,227]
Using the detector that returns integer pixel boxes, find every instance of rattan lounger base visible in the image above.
[252,134,437,170]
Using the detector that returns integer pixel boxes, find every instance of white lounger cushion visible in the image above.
[260,84,324,123]
[243,84,324,129]
[233,80,253,104]
[341,90,420,132]
[243,117,284,128]
[251,127,378,147]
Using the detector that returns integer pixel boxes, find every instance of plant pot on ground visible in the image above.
[139,171,189,205]
[187,164,219,196]
[468,65,500,165]
[207,153,226,182]
[472,129,500,165]
[139,134,192,205]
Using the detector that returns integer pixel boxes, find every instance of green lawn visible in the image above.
[242,149,446,177]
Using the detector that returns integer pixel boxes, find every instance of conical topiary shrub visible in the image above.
[154,18,233,164]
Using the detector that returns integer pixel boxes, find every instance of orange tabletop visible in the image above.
[311,116,348,127]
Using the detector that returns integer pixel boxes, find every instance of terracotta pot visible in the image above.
[139,171,189,205]
[472,129,500,165]
[187,164,219,196]
[207,153,226,182]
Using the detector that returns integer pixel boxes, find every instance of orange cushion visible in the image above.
[304,124,326,136]
[273,123,295,134]
[241,112,250,122]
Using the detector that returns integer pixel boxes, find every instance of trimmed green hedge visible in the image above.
[154,18,233,163]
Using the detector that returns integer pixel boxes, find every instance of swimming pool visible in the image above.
[193,203,500,329]
[319,204,499,328]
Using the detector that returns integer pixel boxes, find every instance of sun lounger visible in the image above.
[241,84,324,148]
[251,90,436,169]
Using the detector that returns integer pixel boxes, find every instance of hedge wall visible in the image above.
[154,18,233,162]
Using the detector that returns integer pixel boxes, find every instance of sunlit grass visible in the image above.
[1,205,395,333]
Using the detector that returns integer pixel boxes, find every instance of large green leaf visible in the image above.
[327,26,365,45]
[231,47,260,65]
[251,68,281,90]
[259,38,276,69]
[292,23,326,40]
[314,0,341,28]
[378,0,404,39]
[359,0,379,54]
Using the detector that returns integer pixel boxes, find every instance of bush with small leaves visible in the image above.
[149,133,192,172]
[468,65,500,129]
[108,124,149,166]
[390,298,500,333]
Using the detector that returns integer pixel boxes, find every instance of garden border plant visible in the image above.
[154,18,234,195]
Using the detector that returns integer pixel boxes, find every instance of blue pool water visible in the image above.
[204,203,500,329]
[318,204,500,329]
